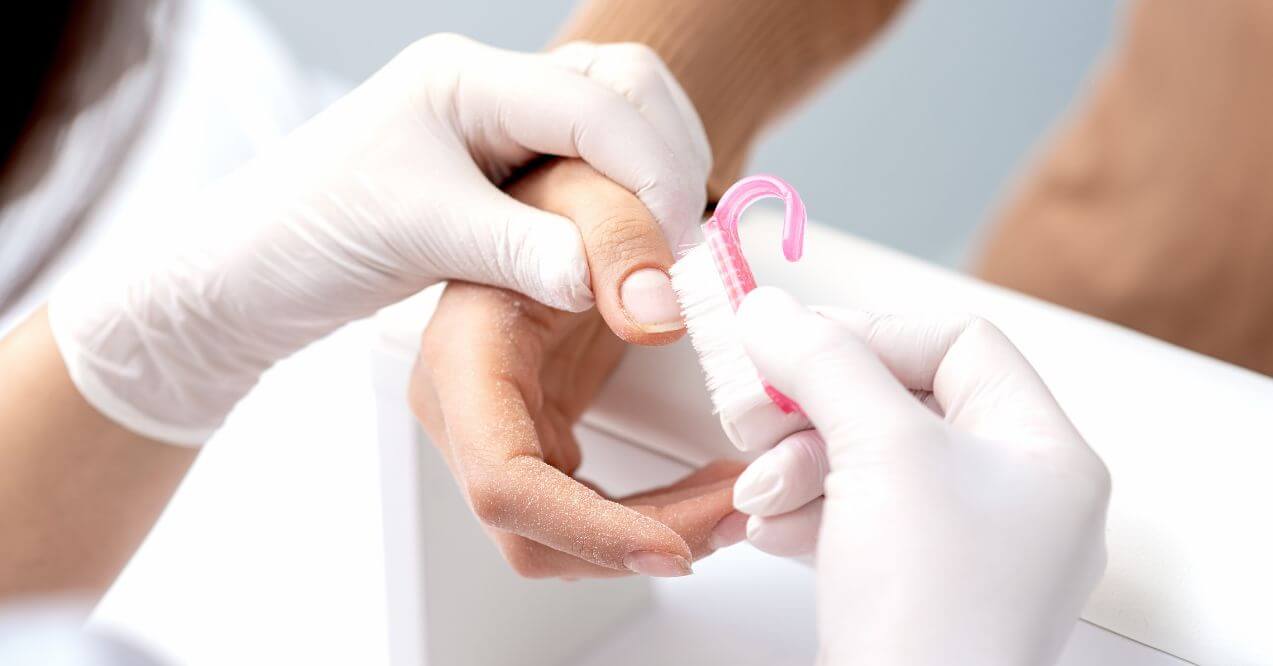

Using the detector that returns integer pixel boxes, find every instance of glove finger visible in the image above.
[733,429,828,517]
[559,42,712,177]
[441,189,594,313]
[480,52,706,254]
[746,498,823,558]
[549,42,711,249]
[719,407,812,454]
[812,307,1077,439]
[737,287,937,446]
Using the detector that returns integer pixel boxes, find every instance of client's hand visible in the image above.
[409,159,745,578]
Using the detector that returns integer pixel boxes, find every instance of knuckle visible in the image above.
[609,55,664,94]
[859,312,902,344]
[587,211,665,268]
[1070,450,1113,508]
[1035,441,1112,510]
[789,431,829,475]
[963,315,1007,345]
[394,34,475,93]
[609,42,663,69]
[500,541,553,579]
[465,469,513,528]
[410,32,470,56]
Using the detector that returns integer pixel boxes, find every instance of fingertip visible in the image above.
[533,214,595,312]
[603,319,686,347]
[660,184,709,242]
[624,550,692,577]
[644,530,695,567]
[719,405,809,452]
[596,304,684,346]
[548,40,597,62]
[745,499,823,558]
[708,511,748,550]
[603,266,686,345]
[623,508,695,563]
[483,197,595,312]
[733,430,826,517]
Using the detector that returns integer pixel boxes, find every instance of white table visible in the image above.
[24,0,1256,661]
[372,340,1187,666]
[373,212,1273,665]
[94,211,1270,664]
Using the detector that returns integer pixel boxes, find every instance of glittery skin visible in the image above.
[411,284,744,578]
[405,159,744,579]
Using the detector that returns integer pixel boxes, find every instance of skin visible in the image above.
[0,0,888,603]
[0,308,196,601]
[976,0,1273,374]
[410,159,746,578]
[0,157,741,602]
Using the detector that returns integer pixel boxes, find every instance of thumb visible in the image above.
[737,287,935,445]
[813,308,1079,441]
[449,190,595,313]
[505,159,686,345]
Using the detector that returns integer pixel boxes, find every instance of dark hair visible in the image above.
[0,1,162,314]
[2,1,82,181]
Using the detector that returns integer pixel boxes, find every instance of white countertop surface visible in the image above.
[367,213,1273,665]
[576,217,1273,665]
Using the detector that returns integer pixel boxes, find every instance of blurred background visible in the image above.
[248,0,1120,265]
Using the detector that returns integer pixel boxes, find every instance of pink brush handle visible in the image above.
[705,175,807,414]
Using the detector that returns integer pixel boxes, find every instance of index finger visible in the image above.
[738,287,935,444]
[484,460,746,579]
[813,307,1078,438]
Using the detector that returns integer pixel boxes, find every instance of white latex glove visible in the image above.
[49,35,710,445]
[735,287,1110,665]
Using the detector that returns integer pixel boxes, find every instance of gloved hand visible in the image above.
[48,35,710,445]
[735,287,1110,665]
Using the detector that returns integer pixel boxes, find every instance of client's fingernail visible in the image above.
[620,268,683,333]
[709,511,748,550]
[733,463,784,515]
[624,550,692,577]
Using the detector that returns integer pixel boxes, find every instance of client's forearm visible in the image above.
[554,0,907,198]
[0,308,196,601]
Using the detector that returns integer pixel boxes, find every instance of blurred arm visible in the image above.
[976,0,1273,374]
[0,308,195,601]
[555,0,906,198]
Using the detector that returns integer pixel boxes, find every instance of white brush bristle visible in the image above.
[670,244,770,419]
